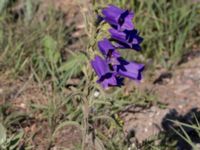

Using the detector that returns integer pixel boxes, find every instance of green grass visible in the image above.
[0,3,87,87]
[0,0,200,149]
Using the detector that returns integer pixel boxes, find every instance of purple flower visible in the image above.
[102,5,134,31]
[98,38,121,65]
[98,38,120,58]
[91,55,123,88]
[115,57,144,80]
[91,5,145,89]
[109,28,143,51]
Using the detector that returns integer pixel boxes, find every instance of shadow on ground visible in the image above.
[160,108,200,150]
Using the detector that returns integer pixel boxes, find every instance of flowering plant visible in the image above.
[91,5,144,89]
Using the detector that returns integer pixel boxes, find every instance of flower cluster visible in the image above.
[91,5,144,89]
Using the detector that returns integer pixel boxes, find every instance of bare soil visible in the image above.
[122,49,200,144]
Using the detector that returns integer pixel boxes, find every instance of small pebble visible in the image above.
[178,105,183,109]
[131,143,136,148]
[94,91,100,97]
[20,103,26,109]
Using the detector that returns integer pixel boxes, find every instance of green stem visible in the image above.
[82,96,89,150]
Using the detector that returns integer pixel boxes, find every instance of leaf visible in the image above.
[9,131,24,150]
[58,52,87,78]
[4,112,27,127]
[0,0,8,13]
[43,35,60,64]
[0,123,6,145]
[25,0,33,21]
[43,35,57,52]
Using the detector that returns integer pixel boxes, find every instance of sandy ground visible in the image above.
[122,50,200,143]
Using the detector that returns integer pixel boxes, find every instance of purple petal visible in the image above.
[91,55,110,78]
[102,5,124,28]
[102,5,134,31]
[98,38,121,58]
[91,55,123,88]
[119,11,134,30]
[109,29,143,51]
[98,38,114,56]
[109,28,127,43]
[98,73,118,89]
[116,58,144,80]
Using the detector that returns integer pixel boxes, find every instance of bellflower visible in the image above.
[98,38,120,58]
[115,57,144,80]
[109,28,143,51]
[102,5,134,31]
[91,55,123,88]
[98,38,121,66]
[90,5,145,89]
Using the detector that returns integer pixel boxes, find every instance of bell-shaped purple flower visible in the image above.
[109,28,143,51]
[102,5,134,31]
[98,38,120,58]
[115,57,144,80]
[91,55,123,88]
[98,38,121,65]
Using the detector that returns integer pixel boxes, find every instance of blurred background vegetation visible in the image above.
[0,0,200,149]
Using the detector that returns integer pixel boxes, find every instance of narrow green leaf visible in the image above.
[0,123,6,145]
[9,131,24,150]
[58,52,87,78]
